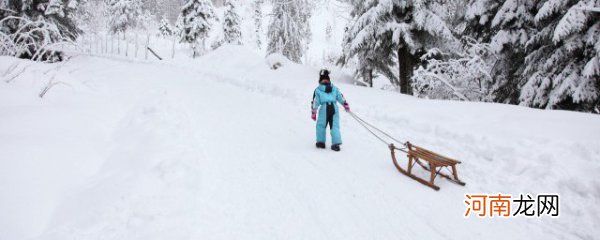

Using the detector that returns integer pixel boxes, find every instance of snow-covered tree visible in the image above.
[252,0,263,49]
[158,16,174,37]
[174,18,182,36]
[338,0,397,87]
[488,0,537,102]
[138,9,158,31]
[1,0,81,60]
[322,19,337,66]
[107,0,142,33]
[520,0,600,112]
[44,0,82,37]
[75,0,110,34]
[177,0,216,58]
[266,0,312,63]
[223,0,242,45]
[395,0,456,94]
[460,0,538,103]
[1,0,80,39]
[298,0,312,49]
[463,0,500,42]
[46,0,72,16]
[339,0,455,92]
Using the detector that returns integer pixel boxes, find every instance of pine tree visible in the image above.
[74,0,109,34]
[338,0,397,87]
[488,0,537,103]
[252,0,263,49]
[340,0,454,92]
[460,0,538,103]
[463,0,501,42]
[107,0,143,33]
[177,0,216,58]
[47,0,81,39]
[52,0,82,38]
[298,0,312,49]
[223,0,242,45]
[0,0,80,60]
[1,0,80,38]
[520,0,600,111]
[137,9,158,31]
[396,0,455,94]
[266,0,312,63]
[158,16,173,37]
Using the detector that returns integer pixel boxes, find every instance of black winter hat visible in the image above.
[319,69,330,83]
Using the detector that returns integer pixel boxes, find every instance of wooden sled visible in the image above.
[390,142,465,191]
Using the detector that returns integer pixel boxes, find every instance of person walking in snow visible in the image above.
[311,69,350,152]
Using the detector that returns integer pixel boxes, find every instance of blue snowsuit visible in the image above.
[312,84,347,145]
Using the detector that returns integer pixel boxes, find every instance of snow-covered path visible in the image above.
[1,46,599,240]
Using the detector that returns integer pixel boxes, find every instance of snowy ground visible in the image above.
[1,46,599,240]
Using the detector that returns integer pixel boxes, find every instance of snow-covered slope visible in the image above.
[1,46,599,240]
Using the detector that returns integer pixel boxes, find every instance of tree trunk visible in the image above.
[398,47,414,95]
[368,69,373,88]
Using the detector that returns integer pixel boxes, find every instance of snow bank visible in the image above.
[1,47,599,240]
[265,53,290,70]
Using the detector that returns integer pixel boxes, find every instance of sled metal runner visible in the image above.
[390,142,465,191]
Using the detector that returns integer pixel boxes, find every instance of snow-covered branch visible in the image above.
[412,37,496,102]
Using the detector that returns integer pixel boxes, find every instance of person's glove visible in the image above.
[311,110,317,121]
[343,102,350,112]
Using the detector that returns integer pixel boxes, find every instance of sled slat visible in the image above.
[410,146,460,166]
[414,145,461,163]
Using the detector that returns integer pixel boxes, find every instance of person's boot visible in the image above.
[316,142,326,149]
[331,144,340,152]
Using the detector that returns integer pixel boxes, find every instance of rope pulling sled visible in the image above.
[347,111,466,191]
